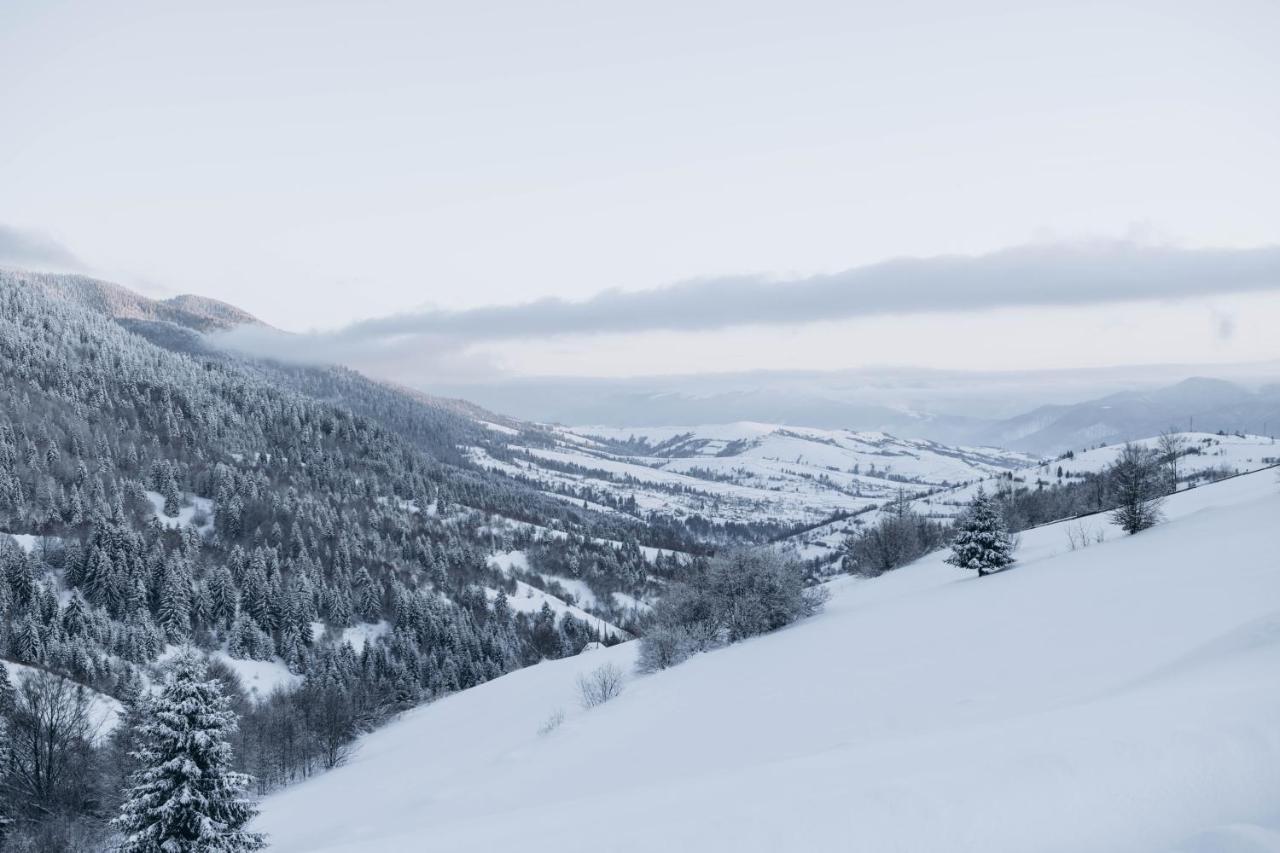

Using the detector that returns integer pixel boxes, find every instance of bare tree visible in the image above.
[1109,443,1166,534]
[1157,429,1188,493]
[3,669,97,819]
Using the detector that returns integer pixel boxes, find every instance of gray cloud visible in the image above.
[0,225,83,271]
[213,240,1280,370]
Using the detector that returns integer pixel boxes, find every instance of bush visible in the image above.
[577,662,625,708]
[635,624,700,673]
[842,493,947,577]
[637,548,827,671]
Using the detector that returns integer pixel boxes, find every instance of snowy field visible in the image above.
[468,422,1033,529]
[255,467,1280,852]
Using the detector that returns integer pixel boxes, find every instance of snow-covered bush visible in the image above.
[637,548,827,671]
[636,623,701,673]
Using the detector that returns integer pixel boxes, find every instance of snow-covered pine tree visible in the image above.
[113,649,265,853]
[945,487,1015,577]
[158,559,193,641]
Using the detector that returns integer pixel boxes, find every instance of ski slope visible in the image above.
[256,469,1280,852]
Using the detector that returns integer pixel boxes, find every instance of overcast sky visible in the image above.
[2,0,1278,380]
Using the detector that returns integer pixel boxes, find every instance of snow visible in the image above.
[257,468,1280,852]
[158,644,300,702]
[489,551,601,609]
[479,420,520,436]
[144,490,215,533]
[488,549,530,574]
[211,653,301,700]
[487,581,623,638]
[341,621,390,654]
[468,422,1034,530]
[1,532,45,554]
[611,590,653,613]
[1033,432,1278,483]
[783,432,1280,567]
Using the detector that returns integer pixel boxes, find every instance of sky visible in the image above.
[2,0,1279,382]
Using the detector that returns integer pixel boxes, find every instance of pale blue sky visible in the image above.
[2,0,1278,377]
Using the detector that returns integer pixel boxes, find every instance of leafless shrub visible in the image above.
[577,662,625,709]
[537,708,566,736]
[1066,521,1106,552]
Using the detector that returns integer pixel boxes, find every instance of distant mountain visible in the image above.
[420,361,1280,442]
[974,377,1280,455]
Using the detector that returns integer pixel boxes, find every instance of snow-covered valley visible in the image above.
[255,466,1280,852]
[468,421,1035,530]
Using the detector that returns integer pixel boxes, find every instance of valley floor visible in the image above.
[255,470,1280,853]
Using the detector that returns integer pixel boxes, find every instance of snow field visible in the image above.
[256,468,1280,852]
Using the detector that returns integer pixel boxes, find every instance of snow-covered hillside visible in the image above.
[469,421,1033,529]
[255,467,1280,853]
[784,431,1278,566]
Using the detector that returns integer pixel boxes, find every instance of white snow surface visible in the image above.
[486,581,622,638]
[145,490,215,533]
[212,653,301,700]
[256,468,1280,852]
[1,532,45,554]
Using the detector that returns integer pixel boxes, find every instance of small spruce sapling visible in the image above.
[945,487,1016,577]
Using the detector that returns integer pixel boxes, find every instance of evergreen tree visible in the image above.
[12,614,44,663]
[158,560,193,641]
[113,650,265,852]
[945,488,1015,577]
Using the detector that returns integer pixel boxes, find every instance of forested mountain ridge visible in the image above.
[11,268,263,332]
[0,268,696,848]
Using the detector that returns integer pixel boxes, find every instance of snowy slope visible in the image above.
[255,468,1280,853]
[470,421,1033,529]
[784,432,1279,565]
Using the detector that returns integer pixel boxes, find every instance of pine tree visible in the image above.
[112,650,265,852]
[61,593,90,637]
[945,487,1015,577]
[354,568,381,622]
[13,614,44,663]
[157,561,193,641]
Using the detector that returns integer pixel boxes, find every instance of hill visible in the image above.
[254,468,1280,852]
[468,421,1032,535]
[0,266,693,847]
[783,430,1279,568]
[975,377,1280,455]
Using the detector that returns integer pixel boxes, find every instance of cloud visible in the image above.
[0,225,83,271]
[212,240,1280,373]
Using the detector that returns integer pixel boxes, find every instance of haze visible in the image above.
[2,0,1279,381]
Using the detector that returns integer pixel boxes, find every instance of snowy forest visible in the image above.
[0,271,727,850]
